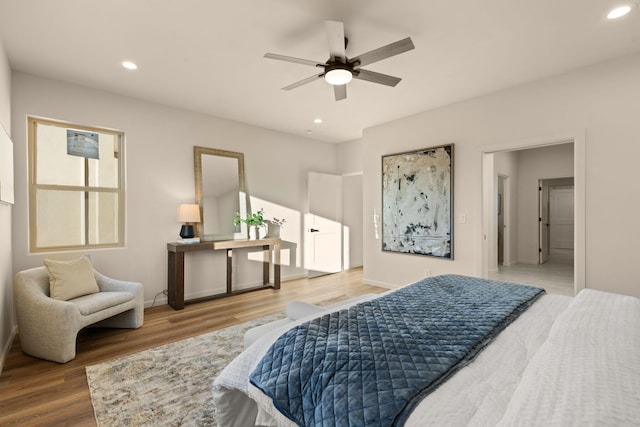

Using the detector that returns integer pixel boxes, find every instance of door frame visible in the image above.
[538,179,550,264]
[497,174,511,268]
[480,130,586,295]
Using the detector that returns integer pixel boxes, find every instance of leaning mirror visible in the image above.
[194,147,248,241]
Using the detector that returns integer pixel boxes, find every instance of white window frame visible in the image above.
[28,117,125,252]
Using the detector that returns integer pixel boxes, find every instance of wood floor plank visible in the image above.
[0,268,382,426]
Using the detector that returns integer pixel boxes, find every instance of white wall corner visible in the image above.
[0,325,17,374]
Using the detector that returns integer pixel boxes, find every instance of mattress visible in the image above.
[213,285,640,426]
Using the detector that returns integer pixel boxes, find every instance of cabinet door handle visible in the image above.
[309,228,320,232]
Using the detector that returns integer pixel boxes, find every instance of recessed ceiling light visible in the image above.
[314,118,323,124]
[607,5,633,19]
[122,61,138,70]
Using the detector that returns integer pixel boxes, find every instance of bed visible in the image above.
[213,274,640,426]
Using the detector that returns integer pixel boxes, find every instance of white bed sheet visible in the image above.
[405,293,570,426]
[497,289,640,426]
[213,292,571,426]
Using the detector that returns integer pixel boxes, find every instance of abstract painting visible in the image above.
[382,144,453,258]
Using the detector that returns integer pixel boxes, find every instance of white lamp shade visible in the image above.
[177,204,201,223]
[324,68,352,85]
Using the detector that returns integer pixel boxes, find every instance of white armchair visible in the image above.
[13,266,144,363]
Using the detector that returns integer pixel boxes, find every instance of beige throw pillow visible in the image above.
[44,256,100,301]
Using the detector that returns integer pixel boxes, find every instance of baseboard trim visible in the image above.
[518,259,539,265]
[362,278,400,290]
[282,272,308,282]
[145,296,168,308]
[144,272,310,307]
[0,325,17,374]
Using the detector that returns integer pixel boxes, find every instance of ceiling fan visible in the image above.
[264,20,415,101]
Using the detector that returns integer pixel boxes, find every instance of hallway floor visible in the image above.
[489,250,574,296]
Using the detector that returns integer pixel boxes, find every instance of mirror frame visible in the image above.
[194,146,249,241]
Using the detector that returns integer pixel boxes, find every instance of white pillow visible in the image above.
[44,255,100,301]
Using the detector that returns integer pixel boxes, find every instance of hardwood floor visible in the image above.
[0,267,383,426]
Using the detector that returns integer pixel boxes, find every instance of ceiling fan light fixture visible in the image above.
[264,20,414,100]
[324,68,352,85]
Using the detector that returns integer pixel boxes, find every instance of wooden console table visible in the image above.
[167,238,281,310]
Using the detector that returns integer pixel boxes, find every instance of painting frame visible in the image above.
[381,144,454,259]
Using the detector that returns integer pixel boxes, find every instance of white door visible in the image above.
[539,182,550,264]
[550,187,574,249]
[305,172,343,277]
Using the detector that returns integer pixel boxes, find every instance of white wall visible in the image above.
[342,174,363,268]
[337,139,363,176]
[516,144,574,264]
[362,52,640,298]
[11,72,338,305]
[0,37,13,372]
[338,139,364,269]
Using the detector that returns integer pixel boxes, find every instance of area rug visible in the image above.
[86,313,285,427]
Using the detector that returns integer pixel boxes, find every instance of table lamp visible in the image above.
[177,204,200,238]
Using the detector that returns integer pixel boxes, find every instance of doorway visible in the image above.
[482,134,585,295]
[305,171,365,278]
[305,172,343,278]
[539,178,574,265]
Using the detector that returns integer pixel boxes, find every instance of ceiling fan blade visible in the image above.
[353,69,402,87]
[325,20,346,62]
[282,74,323,90]
[333,84,347,101]
[264,53,322,68]
[349,37,415,68]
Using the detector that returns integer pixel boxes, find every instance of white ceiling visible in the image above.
[0,1,639,143]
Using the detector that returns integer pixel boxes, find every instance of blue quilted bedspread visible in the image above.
[249,274,544,426]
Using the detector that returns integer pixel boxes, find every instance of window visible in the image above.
[28,117,125,252]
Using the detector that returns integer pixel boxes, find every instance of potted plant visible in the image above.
[234,209,266,239]
[265,217,286,238]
